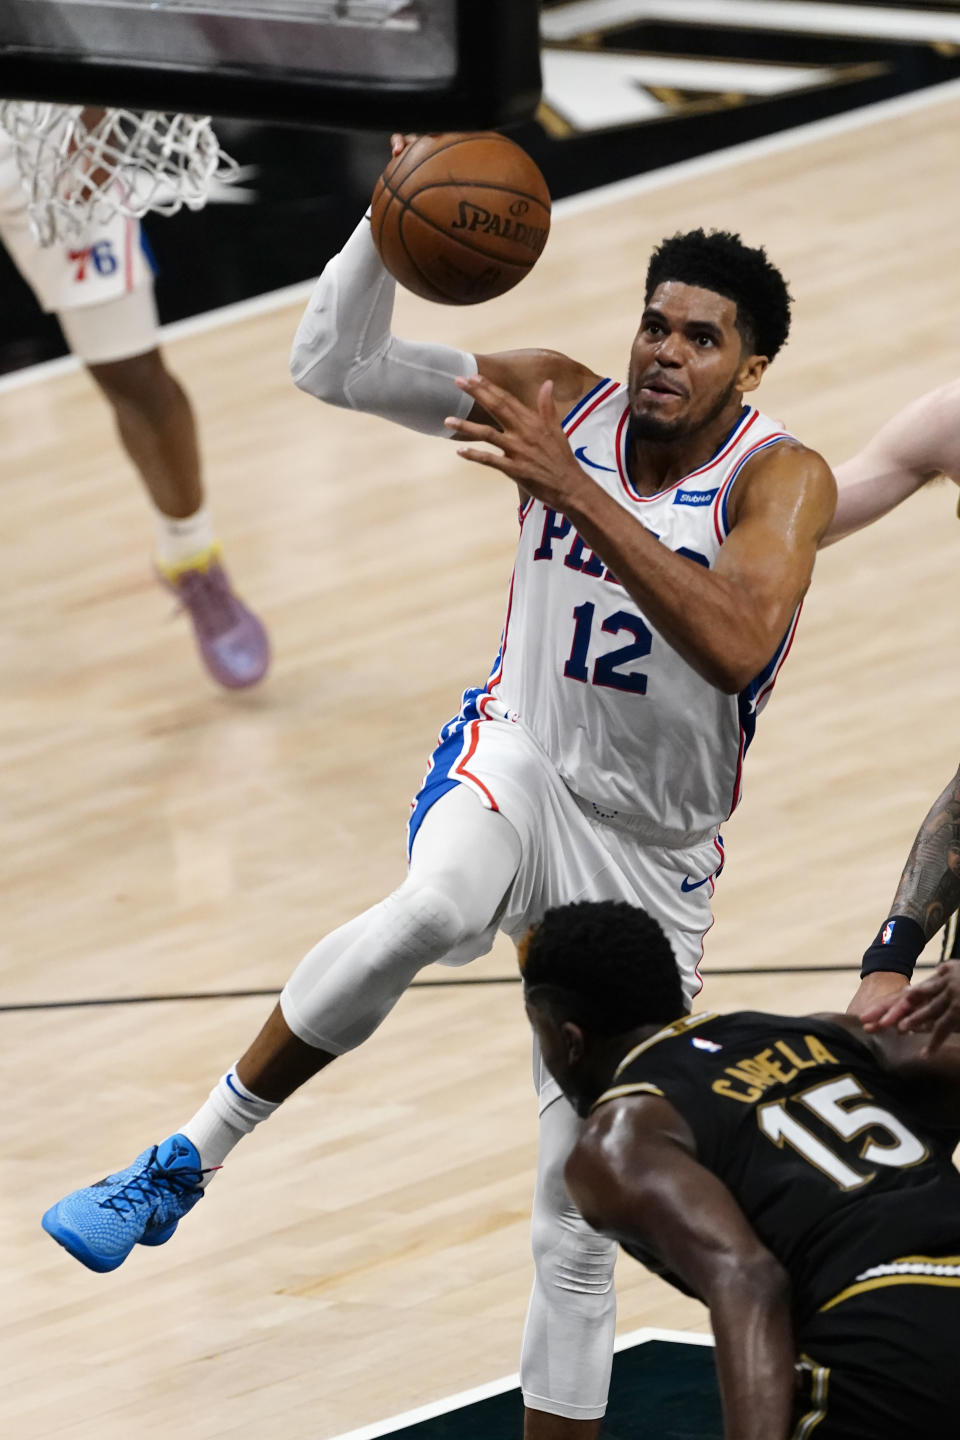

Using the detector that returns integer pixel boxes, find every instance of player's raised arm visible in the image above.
[824,378,960,545]
[848,762,960,1018]
[289,132,596,440]
[288,199,476,437]
[567,1097,796,1440]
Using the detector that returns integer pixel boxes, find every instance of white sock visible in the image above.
[153,502,217,571]
[180,1067,280,1186]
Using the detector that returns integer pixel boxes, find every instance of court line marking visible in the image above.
[0,962,938,1016]
[3,73,960,400]
[327,1327,713,1440]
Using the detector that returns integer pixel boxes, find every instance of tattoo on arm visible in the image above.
[892,767,960,939]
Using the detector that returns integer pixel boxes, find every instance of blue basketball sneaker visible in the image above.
[41,1134,205,1273]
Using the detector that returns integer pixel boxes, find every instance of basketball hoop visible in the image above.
[0,102,239,245]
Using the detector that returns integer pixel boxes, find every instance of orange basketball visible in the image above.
[370,132,551,306]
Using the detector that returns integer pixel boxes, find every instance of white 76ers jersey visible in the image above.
[483,379,800,837]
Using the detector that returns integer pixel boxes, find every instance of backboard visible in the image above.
[0,0,542,130]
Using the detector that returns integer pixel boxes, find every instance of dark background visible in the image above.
[3,0,960,374]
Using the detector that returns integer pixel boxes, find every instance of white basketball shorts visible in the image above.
[0,132,159,363]
[409,698,725,1109]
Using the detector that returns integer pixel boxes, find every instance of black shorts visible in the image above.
[794,1276,960,1439]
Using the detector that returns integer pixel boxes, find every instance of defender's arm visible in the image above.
[567,1096,796,1440]
[825,379,960,545]
[854,960,960,1057]
[849,764,960,1017]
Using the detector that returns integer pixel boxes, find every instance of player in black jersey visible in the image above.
[519,900,960,1440]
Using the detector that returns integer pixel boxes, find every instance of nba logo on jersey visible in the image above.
[691,1036,722,1053]
[882,922,895,945]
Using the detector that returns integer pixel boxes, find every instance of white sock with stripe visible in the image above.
[180,1068,280,1185]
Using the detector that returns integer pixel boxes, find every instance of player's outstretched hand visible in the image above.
[847,969,908,1021]
[446,376,588,510]
[860,960,960,1053]
[389,132,440,157]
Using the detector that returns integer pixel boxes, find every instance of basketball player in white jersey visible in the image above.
[42,134,835,1438]
[0,118,269,688]
[820,380,960,1021]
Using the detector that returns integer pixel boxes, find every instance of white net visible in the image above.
[0,102,239,246]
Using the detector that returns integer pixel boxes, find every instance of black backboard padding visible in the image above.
[0,0,541,130]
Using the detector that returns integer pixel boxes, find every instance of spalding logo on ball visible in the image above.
[371,132,551,306]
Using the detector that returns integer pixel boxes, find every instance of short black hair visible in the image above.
[519,901,685,1035]
[645,229,792,361]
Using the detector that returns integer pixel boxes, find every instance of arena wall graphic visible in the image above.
[1,0,959,374]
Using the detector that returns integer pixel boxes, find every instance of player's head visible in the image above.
[628,229,793,442]
[519,901,685,1115]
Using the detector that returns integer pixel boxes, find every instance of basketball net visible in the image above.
[0,102,239,245]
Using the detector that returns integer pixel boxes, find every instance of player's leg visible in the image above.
[60,291,270,691]
[222,781,521,1107]
[41,783,522,1271]
[513,806,720,1436]
[84,343,202,521]
[521,1085,612,1440]
[224,779,520,1091]
[0,179,269,689]
[500,804,619,1437]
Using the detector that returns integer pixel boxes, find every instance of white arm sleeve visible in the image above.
[289,213,477,438]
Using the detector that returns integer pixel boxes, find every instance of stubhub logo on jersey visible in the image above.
[673,487,719,507]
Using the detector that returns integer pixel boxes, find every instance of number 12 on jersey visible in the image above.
[564,602,653,695]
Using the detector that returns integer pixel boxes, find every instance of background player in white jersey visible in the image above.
[0,121,269,689]
[42,134,835,1439]
[819,381,960,1017]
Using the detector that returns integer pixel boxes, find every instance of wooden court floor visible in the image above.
[2,86,960,1439]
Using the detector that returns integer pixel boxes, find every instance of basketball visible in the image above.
[370,132,551,306]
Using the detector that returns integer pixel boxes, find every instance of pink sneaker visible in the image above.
[157,548,270,689]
